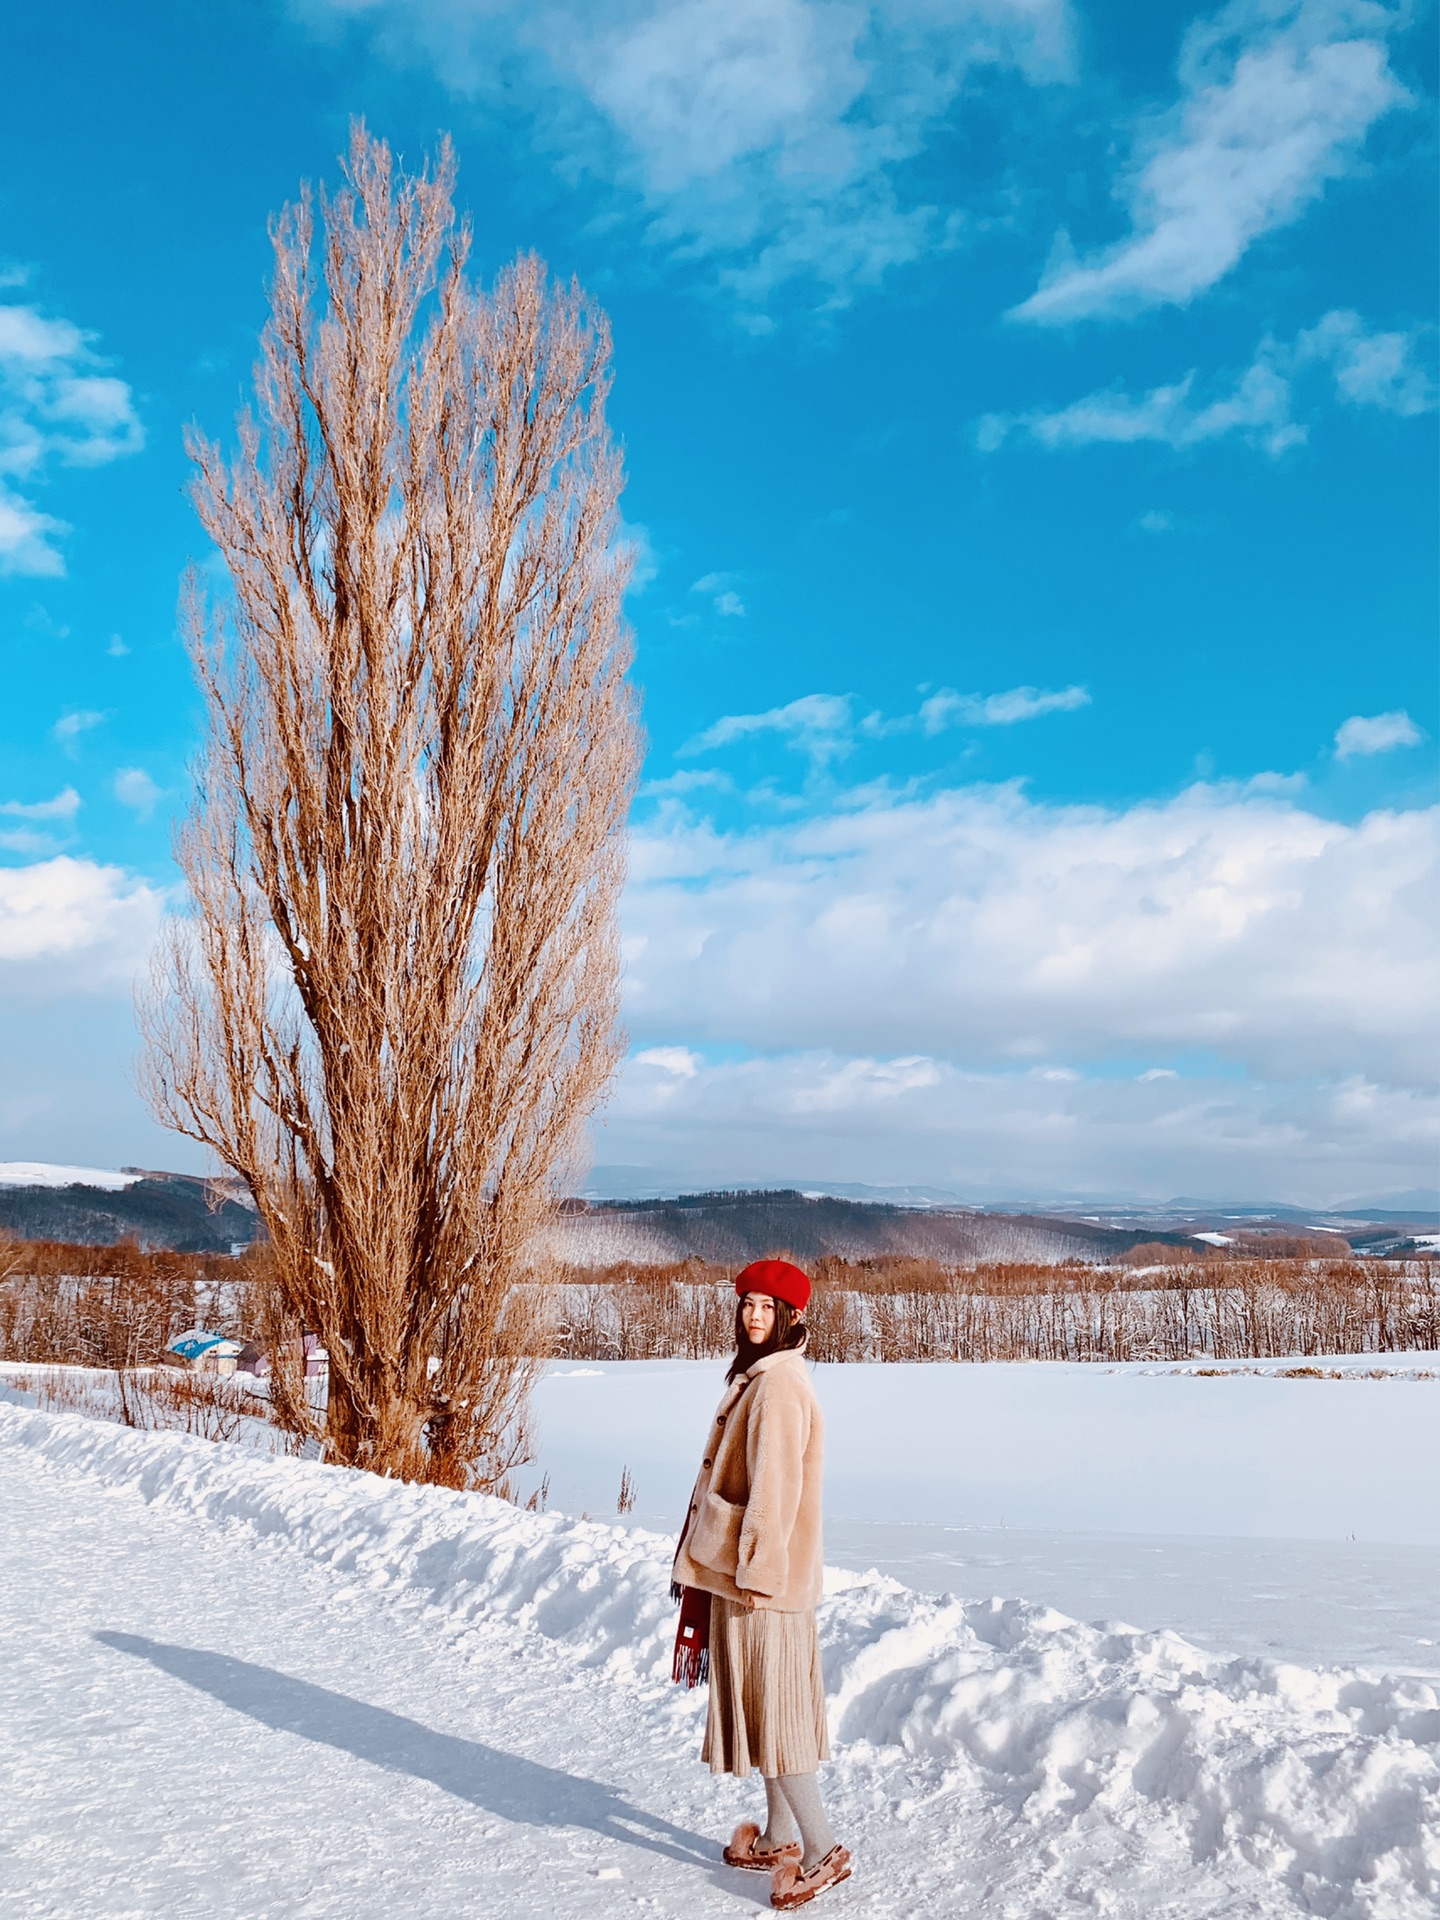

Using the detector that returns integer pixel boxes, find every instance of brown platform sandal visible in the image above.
[723,1822,803,1872]
[770,1844,852,1909]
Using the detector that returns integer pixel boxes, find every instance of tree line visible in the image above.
[544,1256,1439,1363]
[4,1243,1434,1375]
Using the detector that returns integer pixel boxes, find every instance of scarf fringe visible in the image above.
[672,1583,712,1689]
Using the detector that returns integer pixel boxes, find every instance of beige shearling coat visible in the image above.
[672,1348,824,1613]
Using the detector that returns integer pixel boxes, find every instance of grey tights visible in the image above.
[761,1772,837,1870]
[760,1776,795,1850]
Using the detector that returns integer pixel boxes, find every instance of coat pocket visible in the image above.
[687,1490,746,1576]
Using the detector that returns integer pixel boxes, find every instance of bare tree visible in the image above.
[141,127,640,1486]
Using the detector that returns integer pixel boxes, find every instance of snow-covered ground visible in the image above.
[526,1357,1440,1542]
[0,1160,140,1189]
[3,1381,1438,1919]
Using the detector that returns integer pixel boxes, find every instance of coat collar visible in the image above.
[714,1345,806,1418]
[745,1347,806,1381]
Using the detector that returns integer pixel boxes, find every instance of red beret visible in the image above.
[735,1258,811,1314]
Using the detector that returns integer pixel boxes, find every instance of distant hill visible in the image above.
[537,1189,1197,1267]
[0,1168,260,1253]
[1,1165,1428,1261]
[0,1173,1180,1263]
[1338,1189,1440,1216]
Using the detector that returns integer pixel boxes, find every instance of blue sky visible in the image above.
[0,0,1435,1204]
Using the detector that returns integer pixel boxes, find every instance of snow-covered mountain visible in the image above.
[0,1162,141,1191]
[0,1165,259,1252]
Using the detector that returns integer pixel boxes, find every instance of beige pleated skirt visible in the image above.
[702,1596,830,1778]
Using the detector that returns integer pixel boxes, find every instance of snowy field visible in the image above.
[522,1358,1440,1674]
[2,1364,1438,1919]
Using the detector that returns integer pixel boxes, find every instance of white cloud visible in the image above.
[918,683,1090,729]
[0,491,67,577]
[608,776,1439,1199]
[624,781,1438,1086]
[639,768,735,800]
[785,1051,943,1110]
[0,303,143,575]
[1244,770,1308,796]
[982,310,1433,456]
[294,0,1075,306]
[0,788,81,822]
[682,683,1091,762]
[1295,309,1437,415]
[691,571,747,617]
[1334,710,1422,759]
[52,710,106,752]
[582,0,866,193]
[1014,0,1410,324]
[113,768,165,821]
[0,856,165,993]
[602,1046,1438,1204]
[981,356,1302,456]
[682,692,854,760]
[632,1045,703,1078]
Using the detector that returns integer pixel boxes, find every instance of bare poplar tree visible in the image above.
[142,127,640,1486]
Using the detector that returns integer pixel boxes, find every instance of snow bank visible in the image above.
[0,1401,679,1678]
[4,1403,1436,1919]
[820,1580,1440,1917]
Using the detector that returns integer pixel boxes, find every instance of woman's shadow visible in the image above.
[96,1631,722,1878]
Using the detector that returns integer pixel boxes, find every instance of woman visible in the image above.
[672,1258,851,1910]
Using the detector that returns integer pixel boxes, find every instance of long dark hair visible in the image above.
[728,1297,808,1383]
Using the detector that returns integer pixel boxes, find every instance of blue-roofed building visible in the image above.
[167,1331,245,1375]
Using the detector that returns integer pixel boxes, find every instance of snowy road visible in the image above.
[3,1404,1438,1919]
[3,1427,752,1918]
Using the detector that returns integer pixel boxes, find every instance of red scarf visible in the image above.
[672,1584,711,1688]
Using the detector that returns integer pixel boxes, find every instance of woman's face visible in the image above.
[741,1292,777,1344]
